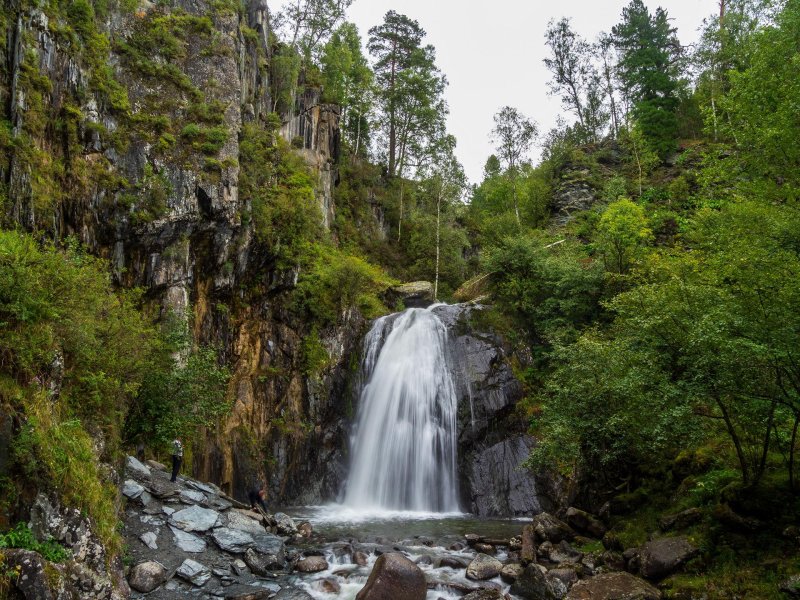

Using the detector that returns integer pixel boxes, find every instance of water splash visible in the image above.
[344,307,460,512]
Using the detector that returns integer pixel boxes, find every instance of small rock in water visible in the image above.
[474,543,496,555]
[437,556,468,569]
[464,533,482,546]
[355,552,426,600]
[353,551,369,566]
[296,521,313,537]
[466,553,503,581]
[316,578,341,594]
[295,555,328,573]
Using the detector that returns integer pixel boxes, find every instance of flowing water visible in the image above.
[286,306,527,599]
[343,307,460,513]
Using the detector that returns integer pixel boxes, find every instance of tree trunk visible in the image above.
[434,185,442,301]
[397,180,405,242]
[790,412,799,492]
[715,392,750,485]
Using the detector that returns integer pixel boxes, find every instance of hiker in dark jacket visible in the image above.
[171,437,183,482]
[248,486,268,512]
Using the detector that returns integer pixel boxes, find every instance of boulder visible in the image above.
[244,547,283,575]
[565,572,661,600]
[548,567,578,588]
[3,549,66,598]
[211,527,255,553]
[466,553,504,581]
[122,479,145,500]
[511,563,557,600]
[222,587,273,599]
[176,558,212,586]
[126,456,152,481]
[639,537,697,580]
[295,555,329,573]
[148,479,179,499]
[169,525,207,553]
[273,588,315,600]
[169,505,220,532]
[129,560,167,593]
[501,563,524,583]
[390,281,434,308]
[463,590,505,600]
[601,550,626,571]
[356,552,427,600]
[226,510,268,536]
[521,524,537,565]
[354,551,369,566]
[566,507,607,538]
[659,508,702,531]
[465,533,483,546]
[438,556,468,569]
[146,459,167,471]
[532,512,574,543]
[475,543,496,554]
[623,548,641,573]
[179,489,206,504]
[315,578,341,594]
[274,512,298,535]
[297,521,313,537]
[548,540,583,564]
[251,531,286,564]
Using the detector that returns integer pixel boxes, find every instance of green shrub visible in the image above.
[0,522,71,563]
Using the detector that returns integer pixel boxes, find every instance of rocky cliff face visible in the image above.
[2,0,353,512]
[432,304,541,517]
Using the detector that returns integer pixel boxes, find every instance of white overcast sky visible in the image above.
[273,1,718,184]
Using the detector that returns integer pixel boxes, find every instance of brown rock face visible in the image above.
[565,572,662,600]
[355,553,426,600]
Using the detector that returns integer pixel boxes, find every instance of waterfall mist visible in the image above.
[344,307,460,513]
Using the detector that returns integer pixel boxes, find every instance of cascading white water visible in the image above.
[344,307,460,513]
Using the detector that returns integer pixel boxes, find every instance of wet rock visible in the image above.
[548,567,578,588]
[475,543,496,554]
[356,552,427,600]
[295,555,328,572]
[176,558,212,586]
[169,524,207,552]
[212,527,255,553]
[297,521,313,537]
[243,547,279,575]
[511,563,557,600]
[450,542,465,551]
[170,505,221,532]
[639,537,697,580]
[501,563,524,583]
[354,551,369,566]
[659,508,702,531]
[438,556,468,569]
[565,572,661,599]
[463,589,505,600]
[466,553,503,581]
[416,555,433,565]
[122,479,145,499]
[390,281,434,308]
[465,533,483,545]
[315,578,341,594]
[521,524,537,565]
[129,560,167,593]
[532,512,574,543]
[139,531,158,550]
[273,588,315,600]
[274,512,297,535]
[566,507,606,538]
[126,456,152,480]
[251,531,285,563]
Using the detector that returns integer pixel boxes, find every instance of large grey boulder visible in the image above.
[126,456,152,481]
[532,512,575,543]
[169,505,220,532]
[179,489,206,504]
[466,553,503,581]
[565,572,662,600]
[355,552,427,600]
[511,564,557,600]
[169,525,207,552]
[251,531,286,563]
[176,558,212,586]
[211,527,255,553]
[639,536,697,579]
[566,507,606,538]
[128,560,167,593]
[226,510,267,535]
[122,479,145,500]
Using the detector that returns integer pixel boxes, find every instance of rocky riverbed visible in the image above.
[117,456,702,600]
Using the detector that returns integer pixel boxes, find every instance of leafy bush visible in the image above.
[0,522,70,563]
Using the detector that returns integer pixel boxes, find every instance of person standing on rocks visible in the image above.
[248,485,268,513]
[170,437,183,482]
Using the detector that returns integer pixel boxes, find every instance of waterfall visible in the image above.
[344,307,460,513]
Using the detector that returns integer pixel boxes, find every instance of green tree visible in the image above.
[368,11,447,178]
[612,0,683,156]
[278,0,354,65]
[596,197,653,274]
[321,22,374,155]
